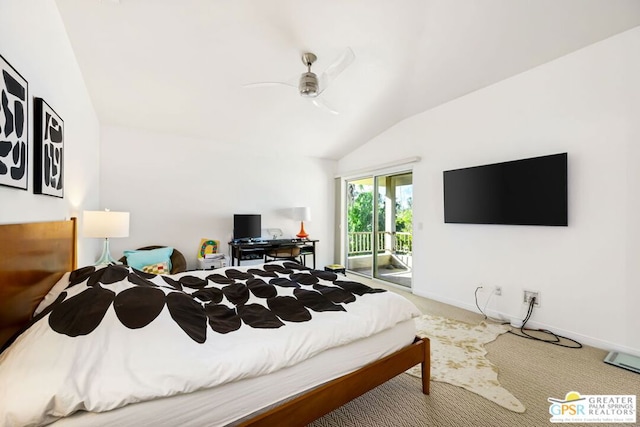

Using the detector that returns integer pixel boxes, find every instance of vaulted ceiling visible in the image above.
[55,0,640,159]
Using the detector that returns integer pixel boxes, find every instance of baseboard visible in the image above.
[412,289,640,358]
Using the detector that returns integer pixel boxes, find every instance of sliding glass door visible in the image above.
[345,177,375,276]
[345,172,413,288]
[373,172,412,286]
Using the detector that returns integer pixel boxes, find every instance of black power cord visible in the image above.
[474,286,486,317]
[474,286,583,348]
[508,296,583,349]
[474,286,509,324]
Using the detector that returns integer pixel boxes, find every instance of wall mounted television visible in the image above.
[233,214,262,241]
[443,153,567,226]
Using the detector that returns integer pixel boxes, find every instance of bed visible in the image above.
[0,218,430,427]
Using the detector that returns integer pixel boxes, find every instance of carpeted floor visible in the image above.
[308,275,640,427]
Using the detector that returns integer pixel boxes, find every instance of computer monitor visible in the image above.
[233,214,261,242]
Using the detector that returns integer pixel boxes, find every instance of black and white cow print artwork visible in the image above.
[0,54,28,190]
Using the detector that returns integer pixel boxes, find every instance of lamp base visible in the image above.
[296,221,309,239]
[94,238,119,266]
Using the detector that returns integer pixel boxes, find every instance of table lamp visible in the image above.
[293,207,311,239]
[83,209,130,265]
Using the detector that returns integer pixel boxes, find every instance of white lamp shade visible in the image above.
[83,210,130,238]
[293,207,311,222]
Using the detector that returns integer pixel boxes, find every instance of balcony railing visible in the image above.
[347,231,412,255]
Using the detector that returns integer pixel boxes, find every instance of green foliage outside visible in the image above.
[395,196,412,232]
[347,184,412,233]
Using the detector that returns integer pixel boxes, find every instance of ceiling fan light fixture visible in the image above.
[244,48,354,112]
[299,72,319,97]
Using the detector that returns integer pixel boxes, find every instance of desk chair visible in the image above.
[264,246,302,264]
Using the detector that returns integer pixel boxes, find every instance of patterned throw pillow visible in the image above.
[141,261,170,275]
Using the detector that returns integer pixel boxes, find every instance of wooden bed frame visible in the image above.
[0,218,430,426]
[0,218,77,349]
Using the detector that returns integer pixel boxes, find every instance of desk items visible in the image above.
[229,238,318,269]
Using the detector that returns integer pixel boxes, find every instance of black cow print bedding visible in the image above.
[0,261,420,427]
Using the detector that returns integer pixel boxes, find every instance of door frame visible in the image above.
[337,160,417,288]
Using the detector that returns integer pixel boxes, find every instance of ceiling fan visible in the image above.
[244,47,355,114]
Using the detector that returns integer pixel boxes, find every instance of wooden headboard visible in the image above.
[0,218,77,349]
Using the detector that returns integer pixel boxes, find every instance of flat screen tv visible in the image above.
[443,153,567,226]
[233,214,262,241]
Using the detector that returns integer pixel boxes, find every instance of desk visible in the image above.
[229,239,318,269]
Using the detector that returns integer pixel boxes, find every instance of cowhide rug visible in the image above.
[406,314,526,413]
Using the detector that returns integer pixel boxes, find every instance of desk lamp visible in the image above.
[293,207,311,239]
[83,209,130,265]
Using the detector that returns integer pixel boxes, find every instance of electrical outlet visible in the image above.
[495,286,502,296]
[523,290,540,307]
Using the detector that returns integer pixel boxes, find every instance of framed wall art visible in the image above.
[34,97,64,198]
[0,54,29,190]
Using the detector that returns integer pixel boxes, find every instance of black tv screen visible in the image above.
[443,153,567,226]
[233,214,262,241]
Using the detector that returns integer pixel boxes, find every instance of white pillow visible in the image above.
[33,272,70,316]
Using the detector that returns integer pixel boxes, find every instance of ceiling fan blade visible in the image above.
[243,73,299,89]
[318,47,355,94]
[310,97,339,115]
[242,81,296,88]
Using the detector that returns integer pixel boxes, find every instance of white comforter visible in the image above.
[0,261,419,426]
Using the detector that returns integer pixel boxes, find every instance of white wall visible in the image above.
[100,125,335,270]
[4,0,636,356]
[338,27,640,355]
[0,0,101,267]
